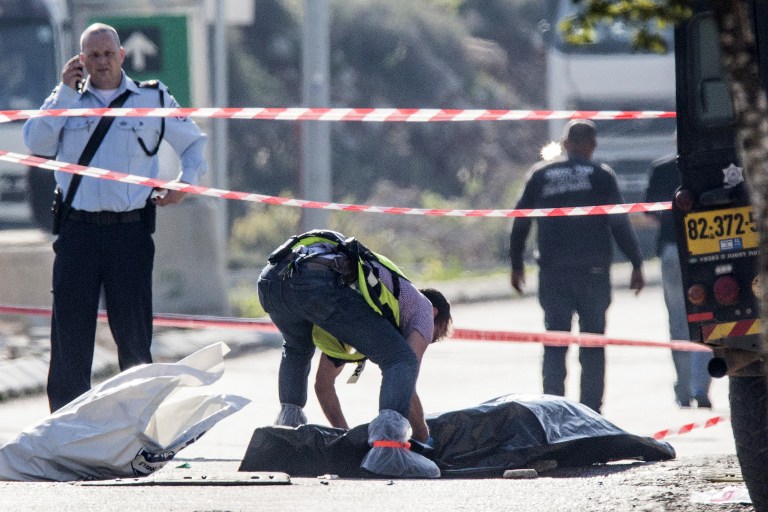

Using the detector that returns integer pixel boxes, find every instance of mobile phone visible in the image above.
[72,56,86,93]
[76,68,87,93]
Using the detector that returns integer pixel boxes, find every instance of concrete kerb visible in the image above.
[0,326,284,404]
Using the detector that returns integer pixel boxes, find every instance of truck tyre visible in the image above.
[729,375,768,511]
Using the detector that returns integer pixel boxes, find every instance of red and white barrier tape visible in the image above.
[450,328,712,352]
[0,107,677,125]
[0,305,725,442]
[0,150,672,218]
[0,304,710,351]
[651,416,731,440]
[0,305,278,332]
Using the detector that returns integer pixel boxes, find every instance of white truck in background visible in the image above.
[0,0,69,227]
[544,0,677,257]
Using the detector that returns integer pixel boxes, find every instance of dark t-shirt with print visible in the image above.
[509,155,643,271]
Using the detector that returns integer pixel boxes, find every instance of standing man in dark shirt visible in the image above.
[645,154,712,408]
[509,120,645,414]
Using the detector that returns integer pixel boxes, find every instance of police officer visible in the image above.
[23,23,208,412]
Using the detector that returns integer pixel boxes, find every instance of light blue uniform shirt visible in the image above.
[23,71,207,212]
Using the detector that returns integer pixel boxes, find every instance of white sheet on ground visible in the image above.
[0,342,249,481]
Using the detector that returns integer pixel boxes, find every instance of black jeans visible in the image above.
[538,265,611,413]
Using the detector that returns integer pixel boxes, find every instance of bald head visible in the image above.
[80,23,120,51]
[562,119,597,159]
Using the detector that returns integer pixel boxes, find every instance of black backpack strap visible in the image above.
[267,230,348,264]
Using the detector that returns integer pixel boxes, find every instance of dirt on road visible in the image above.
[0,454,754,512]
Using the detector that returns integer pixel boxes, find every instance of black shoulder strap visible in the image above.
[134,80,165,156]
[62,89,133,207]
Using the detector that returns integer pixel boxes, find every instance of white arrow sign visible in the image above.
[123,32,158,71]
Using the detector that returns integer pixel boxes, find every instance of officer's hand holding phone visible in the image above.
[62,55,85,92]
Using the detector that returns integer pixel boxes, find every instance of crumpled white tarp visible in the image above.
[0,342,249,481]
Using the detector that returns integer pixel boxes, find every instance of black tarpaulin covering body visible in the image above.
[239,394,676,478]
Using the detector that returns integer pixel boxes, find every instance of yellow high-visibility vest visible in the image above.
[270,230,408,362]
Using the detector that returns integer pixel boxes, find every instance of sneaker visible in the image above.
[674,384,691,408]
[693,396,712,408]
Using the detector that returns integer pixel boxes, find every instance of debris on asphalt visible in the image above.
[690,485,751,504]
[503,469,538,479]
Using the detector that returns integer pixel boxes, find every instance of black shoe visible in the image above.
[693,396,712,408]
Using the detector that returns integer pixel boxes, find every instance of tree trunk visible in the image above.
[711,3,768,509]
[712,0,768,350]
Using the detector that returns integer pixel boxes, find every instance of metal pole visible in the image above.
[300,0,330,231]
[213,0,229,242]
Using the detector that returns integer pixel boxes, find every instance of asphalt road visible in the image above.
[0,267,751,511]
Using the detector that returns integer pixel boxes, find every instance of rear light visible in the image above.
[687,284,707,305]
[713,275,740,305]
[675,189,694,212]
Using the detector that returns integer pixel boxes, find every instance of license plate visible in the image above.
[684,206,759,256]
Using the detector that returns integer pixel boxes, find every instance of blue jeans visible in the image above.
[538,266,611,413]
[661,243,712,403]
[257,259,418,418]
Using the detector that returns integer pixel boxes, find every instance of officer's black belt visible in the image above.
[68,208,143,226]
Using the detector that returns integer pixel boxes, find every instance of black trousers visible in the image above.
[538,265,611,413]
[47,218,155,412]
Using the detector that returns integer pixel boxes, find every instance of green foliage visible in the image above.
[561,0,692,52]
[229,282,267,318]
[225,0,550,272]
[228,180,516,281]
[328,181,511,276]
[226,0,547,199]
[229,196,300,269]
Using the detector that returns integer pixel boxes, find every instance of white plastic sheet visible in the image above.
[0,342,249,481]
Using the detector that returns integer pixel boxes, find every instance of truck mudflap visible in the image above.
[699,319,767,377]
[701,319,761,344]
